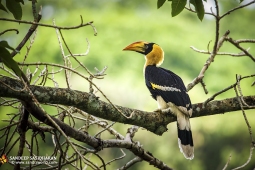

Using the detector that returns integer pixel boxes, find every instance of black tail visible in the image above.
[177,115,194,159]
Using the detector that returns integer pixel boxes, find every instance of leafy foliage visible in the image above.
[3,0,23,20]
[0,41,16,51]
[15,0,25,5]
[157,0,205,21]
[190,0,205,21]
[157,0,167,9]
[0,41,22,78]
[171,0,187,17]
[0,0,255,170]
[0,1,8,13]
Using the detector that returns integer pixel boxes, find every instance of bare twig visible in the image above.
[184,7,215,17]
[21,29,38,69]
[100,149,126,168]
[10,7,42,58]
[54,19,72,88]
[220,0,255,19]
[187,30,230,91]
[0,29,19,35]
[222,154,232,170]
[0,16,95,31]
[65,38,90,58]
[226,37,255,62]
[232,146,254,170]
[200,79,208,94]
[117,156,142,170]
[203,74,255,106]
[190,46,247,57]
[57,30,134,119]
[235,39,255,44]
[235,76,255,143]
[125,125,139,142]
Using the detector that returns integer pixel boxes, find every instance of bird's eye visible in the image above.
[144,44,149,49]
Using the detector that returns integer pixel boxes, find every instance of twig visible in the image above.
[54,19,72,88]
[212,0,220,53]
[31,0,38,21]
[232,146,254,170]
[19,73,100,169]
[21,29,38,70]
[10,7,42,58]
[117,156,142,170]
[89,67,107,93]
[203,84,235,107]
[0,64,20,79]
[203,74,255,106]
[235,39,255,44]
[58,30,133,119]
[0,29,19,36]
[58,29,94,76]
[14,107,29,170]
[220,0,255,19]
[235,76,254,143]
[187,30,230,91]
[65,38,90,58]
[0,16,95,31]
[200,79,208,94]
[222,154,232,170]
[125,125,139,142]
[76,109,125,140]
[102,139,172,170]
[94,122,116,138]
[187,0,255,93]
[231,79,254,170]
[184,7,215,17]
[190,46,247,57]
[100,149,126,168]
[226,37,255,62]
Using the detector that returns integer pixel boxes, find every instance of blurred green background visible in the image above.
[1,0,255,169]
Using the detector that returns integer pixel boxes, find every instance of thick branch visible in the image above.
[0,76,254,136]
[19,97,172,169]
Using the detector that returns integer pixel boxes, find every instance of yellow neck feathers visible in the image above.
[145,44,164,67]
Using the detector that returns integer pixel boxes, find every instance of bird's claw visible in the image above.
[154,108,171,114]
[153,108,162,113]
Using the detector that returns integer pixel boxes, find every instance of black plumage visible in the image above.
[123,41,194,159]
[145,65,192,112]
[145,65,193,148]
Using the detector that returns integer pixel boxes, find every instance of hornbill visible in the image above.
[123,41,194,160]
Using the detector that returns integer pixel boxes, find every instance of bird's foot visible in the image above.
[154,108,172,114]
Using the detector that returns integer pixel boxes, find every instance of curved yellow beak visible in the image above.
[123,41,148,54]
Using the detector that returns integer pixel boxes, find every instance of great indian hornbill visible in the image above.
[123,41,194,160]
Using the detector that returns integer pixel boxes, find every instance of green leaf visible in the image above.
[0,1,8,13]
[171,0,187,17]
[6,0,22,20]
[239,0,244,3]
[157,0,167,9]
[0,47,22,77]
[0,41,16,51]
[15,0,24,5]
[190,0,205,21]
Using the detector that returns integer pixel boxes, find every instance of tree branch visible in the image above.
[0,16,96,32]
[226,37,255,62]
[0,76,254,136]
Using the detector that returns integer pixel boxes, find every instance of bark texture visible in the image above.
[0,76,254,135]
